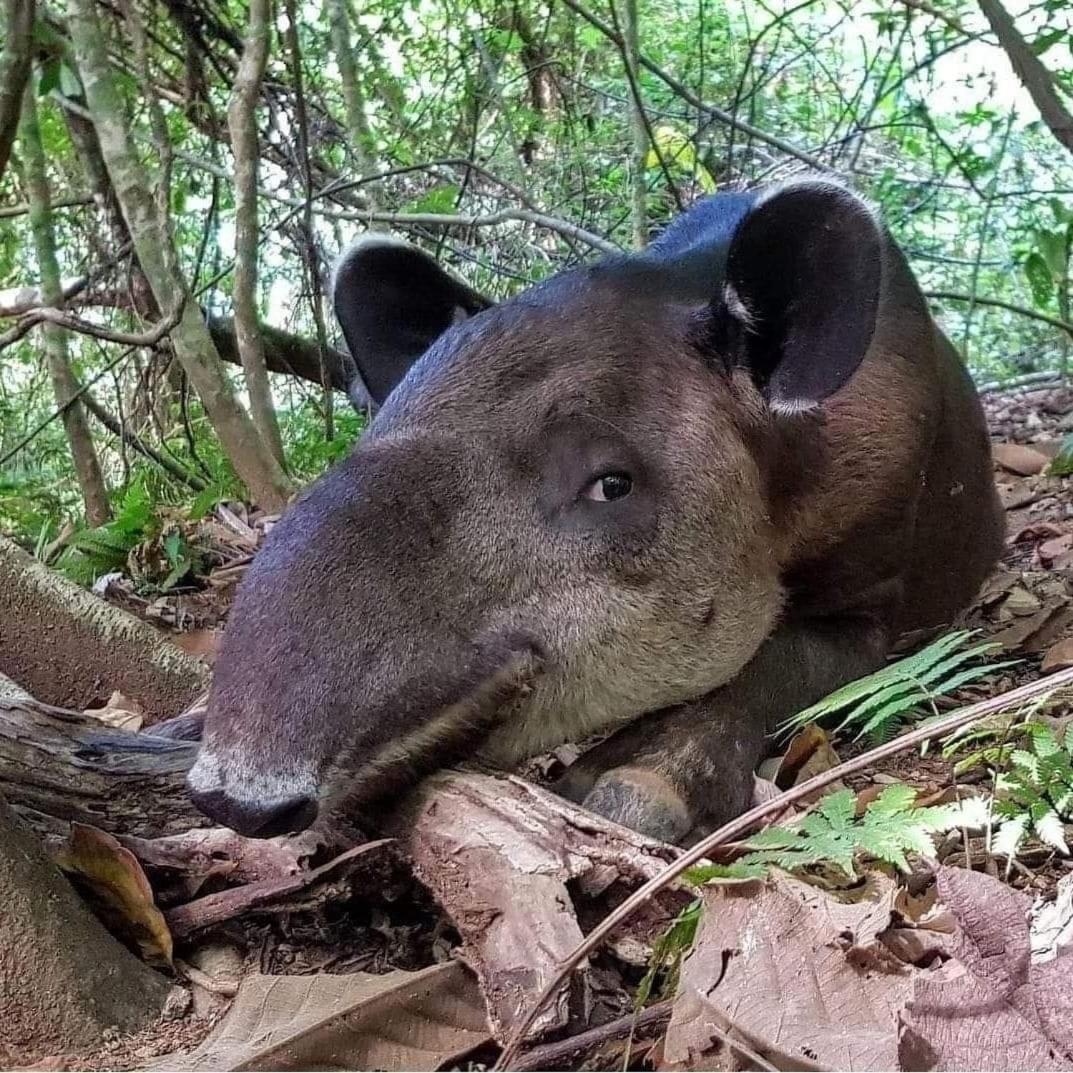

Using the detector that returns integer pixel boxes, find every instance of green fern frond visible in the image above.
[782,631,1014,743]
[732,786,956,880]
[950,722,1073,860]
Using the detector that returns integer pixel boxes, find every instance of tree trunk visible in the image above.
[0,793,171,1064]
[20,87,112,527]
[227,0,286,466]
[0,534,210,719]
[66,0,294,512]
[327,0,385,221]
[0,0,35,183]
[977,0,1073,155]
[621,0,648,249]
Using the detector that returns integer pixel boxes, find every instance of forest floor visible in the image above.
[17,382,1073,1072]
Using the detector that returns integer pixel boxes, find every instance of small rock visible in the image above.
[993,442,1050,476]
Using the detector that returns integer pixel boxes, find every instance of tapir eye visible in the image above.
[583,472,633,502]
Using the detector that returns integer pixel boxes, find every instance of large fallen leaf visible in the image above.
[663,871,908,1071]
[1043,639,1073,674]
[899,867,1073,1071]
[55,822,172,967]
[160,961,491,1071]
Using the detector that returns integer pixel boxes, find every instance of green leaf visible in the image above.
[784,631,1005,743]
[59,63,82,98]
[406,185,460,214]
[733,786,956,880]
[1024,251,1056,307]
[1036,229,1068,278]
[38,60,61,97]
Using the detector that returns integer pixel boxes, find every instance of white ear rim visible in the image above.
[769,395,821,417]
[751,175,883,232]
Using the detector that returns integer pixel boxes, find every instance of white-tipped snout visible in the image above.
[187,748,320,838]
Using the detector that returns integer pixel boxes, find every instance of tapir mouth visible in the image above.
[189,633,545,838]
[321,635,546,815]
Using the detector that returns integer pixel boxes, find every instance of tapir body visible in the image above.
[189,180,1004,843]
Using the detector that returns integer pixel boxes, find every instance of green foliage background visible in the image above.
[2,0,1072,546]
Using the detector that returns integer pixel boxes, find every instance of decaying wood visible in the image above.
[165,839,396,939]
[0,692,685,1047]
[397,771,682,1043]
[0,794,172,1064]
[0,534,210,718]
[0,696,204,837]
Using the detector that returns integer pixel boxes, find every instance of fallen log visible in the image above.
[393,771,682,1043]
[0,695,684,1050]
[0,534,210,718]
[0,696,203,837]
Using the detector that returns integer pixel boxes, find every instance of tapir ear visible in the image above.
[332,238,494,405]
[720,181,882,411]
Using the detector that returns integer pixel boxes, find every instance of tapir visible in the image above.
[188,179,1004,844]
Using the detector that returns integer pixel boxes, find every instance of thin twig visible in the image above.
[332,208,620,254]
[495,665,1073,1067]
[557,0,832,173]
[926,291,1073,337]
[2,304,183,350]
[512,1002,673,1071]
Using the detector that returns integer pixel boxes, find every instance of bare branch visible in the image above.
[926,290,1073,337]
[333,207,621,254]
[80,392,207,490]
[557,0,833,173]
[977,0,1073,154]
[2,303,184,351]
[0,0,35,182]
[0,194,95,219]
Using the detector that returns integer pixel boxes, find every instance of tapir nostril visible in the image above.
[189,785,319,839]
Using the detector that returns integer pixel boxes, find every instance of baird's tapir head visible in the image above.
[189,180,883,836]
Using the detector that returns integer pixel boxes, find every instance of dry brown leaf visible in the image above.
[55,823,172,968]
[663,871,908,1071]
[158,961,491,1071]
[994,443,1050,476]
[992,603,1073,653]
[1000,482,1041,511]
[1003,585,1044,616]
[774,725,845,800]
[899,867,1073,1071]
[973,568,1020,610]
[83,690,145,731]
[1043,639,1073,673]
[1040,533,1073,564]
[1032,874,1073,962]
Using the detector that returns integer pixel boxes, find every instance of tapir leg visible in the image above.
[554,619,889,843]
